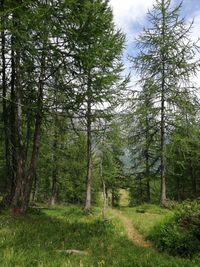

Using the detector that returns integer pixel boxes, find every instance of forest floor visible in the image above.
[0,204,200,267]
[110,209,151,248]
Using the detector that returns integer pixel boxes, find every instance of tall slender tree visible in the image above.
[128,81,160,204]
[67,0,125,212]
[132,0,199,206]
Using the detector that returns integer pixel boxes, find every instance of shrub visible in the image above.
[148,200,200,257]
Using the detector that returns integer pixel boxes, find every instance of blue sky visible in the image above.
[109,0,200,85]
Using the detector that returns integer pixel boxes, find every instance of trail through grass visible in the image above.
[0,205,199,266]
[110,209,151,248]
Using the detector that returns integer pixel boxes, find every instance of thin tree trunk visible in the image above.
[160,0,167,206]
[176,176,180,201]
[139,176,143,203]
[21,48,46,213]
[32,173,37,203]
[105,187,108,208]
[146,177,150,203]
[145,113,150,203]
[0,0,13,207]
[11,5,27,209]
[50,85,59,206]
[8,40,18,205]
[160,72,167,206]
[100,157,107,219]
[102,181,107,220]
[51,115,58,206]
[84,96,92,212]
[111,189,115,207]
[3,16,19,207]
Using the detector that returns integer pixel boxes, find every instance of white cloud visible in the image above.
[110,0,200,90]
[109,0,155,85]
[109,0,155,37]
[187,11,200,87]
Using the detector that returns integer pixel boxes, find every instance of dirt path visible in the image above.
[111,209,152,248]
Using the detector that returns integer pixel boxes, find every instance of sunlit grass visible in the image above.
[119,204,173,236]
[0,205,199,267]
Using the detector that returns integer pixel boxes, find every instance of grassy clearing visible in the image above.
[0,205,199,267]
[119,204,174,236]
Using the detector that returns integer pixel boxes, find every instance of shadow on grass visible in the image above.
[0,206,198,267]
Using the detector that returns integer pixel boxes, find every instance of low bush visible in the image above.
[148,200,200,257]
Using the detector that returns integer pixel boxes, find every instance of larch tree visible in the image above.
[0,0,79,212]
[128,81,160,204]
[131,0,199,206]
[68,0,125,212]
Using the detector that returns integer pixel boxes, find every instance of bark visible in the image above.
[102,181,107,220]
[32,173,37,203]
[84,84,92,212]
[25,113,31,161]
[160,0,167,206]
[146,176,151,203]
[100,158,107,219]
[11,46,46,213]
[21,48,46,212]
[1,12,18,206]
[111,189,116,207]
[0,0,13,207]
[13,46,26,209]
[145,114,150,203]
[160,71,167,205]
[51,114,58,206]
[105,187,108,207]
[10,3,27,209]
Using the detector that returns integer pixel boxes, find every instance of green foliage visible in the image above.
[166,119,200,200]
[37,127,88,204]
[127,81,160,205]
[129,0,200,205]
[148,200,200,257]
[96,121,125,207]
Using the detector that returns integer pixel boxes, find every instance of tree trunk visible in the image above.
[145,113,150,203]
[32,173,37,203]
[10,4,27,210]
[3,15,20,207]
[11,46,45,213]
[102,181,107,220]
[175,175,180,201]
[160,69,167,206]
[84,97,92,212]
[160,0,167,206]
[21,49,45,213]
[0,0,13,207]
[51,115,58,206]
[105,187,109,208]
[111,189,116,207]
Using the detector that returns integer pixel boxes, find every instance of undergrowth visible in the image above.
[148,200,200,258]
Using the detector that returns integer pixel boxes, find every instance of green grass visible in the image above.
[119,204,174,236]
[0,205,199,266]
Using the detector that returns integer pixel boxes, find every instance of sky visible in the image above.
[109,0,200,86]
